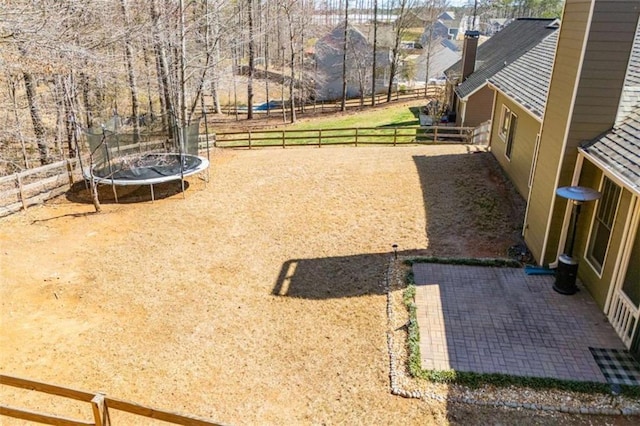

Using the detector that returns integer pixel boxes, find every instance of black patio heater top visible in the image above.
[553,186,601,295]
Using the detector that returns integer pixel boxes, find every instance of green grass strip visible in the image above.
[403,256,522,268]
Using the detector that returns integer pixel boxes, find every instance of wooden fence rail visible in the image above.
[216,85,444,116]
[0,159,82,218]
[0,122,482,217]
[0,375,225,426]
[211,125,475,149]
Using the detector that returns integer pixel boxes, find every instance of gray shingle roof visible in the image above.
[446,18,558,100]
[581,110,640,194]
[489,31,558,119]
[616,19,640,124]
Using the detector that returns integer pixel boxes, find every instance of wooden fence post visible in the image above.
[355,128,358,147]
[16,174,26,211]
[248,130,252,149]
[434,127,438,142]
[393,128,397,146]
[91,393,110,426]
[282,131,285,148]
[66,159,74,186]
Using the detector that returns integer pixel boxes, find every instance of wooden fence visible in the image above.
[211,125,475,149]
[0,122,484,217]
[473,120,492,146]
[218,85,444,116]
[0,375,224,426]
[0,159,83,218]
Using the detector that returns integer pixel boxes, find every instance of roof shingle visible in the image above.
[581,110,640,194]
[446,18,558,100]
[489,32,559,119]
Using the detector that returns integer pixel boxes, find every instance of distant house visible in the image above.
[485,0,640,359]
[444,19,559,127]
[432,11,461,40]
[414,39,461,84]
[486,18,511,35]
[314,23,390,101]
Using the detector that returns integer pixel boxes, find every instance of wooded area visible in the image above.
[0,0,563,174]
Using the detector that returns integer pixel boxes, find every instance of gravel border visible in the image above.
[385,257,640,416]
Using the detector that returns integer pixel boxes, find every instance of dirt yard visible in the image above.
[0,145,624,425]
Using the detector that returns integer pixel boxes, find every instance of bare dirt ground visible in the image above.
[0,145,633,425]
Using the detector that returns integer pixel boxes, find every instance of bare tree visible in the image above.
[119,0,141,141]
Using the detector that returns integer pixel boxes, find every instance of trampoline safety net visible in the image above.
[84,117,203,183]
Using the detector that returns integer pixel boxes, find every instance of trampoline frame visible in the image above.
[85,153,210,186]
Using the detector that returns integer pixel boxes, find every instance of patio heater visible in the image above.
[553,186,601,295]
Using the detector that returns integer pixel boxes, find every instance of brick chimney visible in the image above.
[461,30,480,81]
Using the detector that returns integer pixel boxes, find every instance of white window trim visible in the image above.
[504,111,517,161]
[499,105,510,141]
[584,175,622,278]
[528,133,541,189]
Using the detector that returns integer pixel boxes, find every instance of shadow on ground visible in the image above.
[273,151,528,300]
[65,180,189,204]
[413,151,526,258]
[272,253,389,299]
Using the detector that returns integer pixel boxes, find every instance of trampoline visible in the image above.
[90,152,209,186]
[83,118,210,202]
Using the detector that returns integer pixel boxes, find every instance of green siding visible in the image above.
[573,161,633,310]
[489,93,541,199]
[525,0,639,265]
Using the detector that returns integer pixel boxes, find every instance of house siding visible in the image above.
[572,161,632,309]
[525,0,639,265]
[462,86,495,127]
[490,93,541,199]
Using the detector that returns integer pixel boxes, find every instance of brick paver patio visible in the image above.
[413,263,626,383]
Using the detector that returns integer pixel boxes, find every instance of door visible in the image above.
[607,200,640,349]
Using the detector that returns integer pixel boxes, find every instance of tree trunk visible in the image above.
[8,76,29,168]
[247,0,255,120]
[151,0,174,129]
[387,0,408,103]
[119,0,141,142]
[340,2,348,111]
[23,71,50,165]
[371,0,378,106]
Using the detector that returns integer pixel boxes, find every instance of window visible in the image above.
[499,106,511,139]
[499,105,517,159]
[587,177,621,273]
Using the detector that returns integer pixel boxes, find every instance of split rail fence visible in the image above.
[0,375,224,426]
[217,85,444,115]
[0,159,83,218]
[211,125,476,149]
[0,122,486,217]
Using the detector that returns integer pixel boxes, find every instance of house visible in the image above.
[432,11,461,40]
[485,0,640,358]
[486,18,511,35]
[444,19,559,128]
[314,23,390,101]
[414,39,462,84]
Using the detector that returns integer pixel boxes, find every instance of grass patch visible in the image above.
[401,266,640,398]
[404,256,522,268]
[284,103,420,131]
